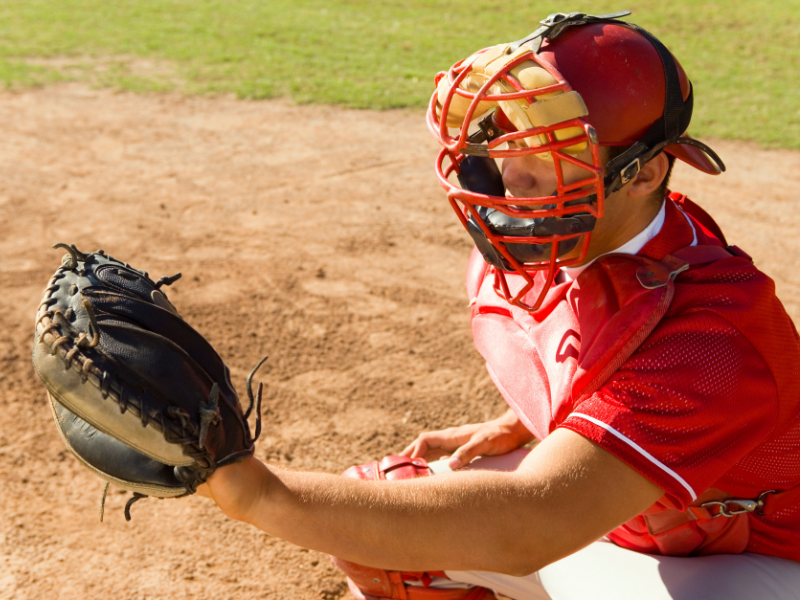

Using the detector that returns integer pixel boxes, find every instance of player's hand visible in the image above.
[400,409,535,469]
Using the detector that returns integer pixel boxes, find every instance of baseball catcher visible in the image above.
[33,243,264,519]
[39,10,800,600]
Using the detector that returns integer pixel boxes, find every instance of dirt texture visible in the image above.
[1,84,799,600]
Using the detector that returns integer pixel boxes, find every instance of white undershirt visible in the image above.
[559,201,670,282]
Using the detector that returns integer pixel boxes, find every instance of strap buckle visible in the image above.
[466,113,505,147]
[619,157,642,185]
[508,11,632,53]
[701,490,777,518]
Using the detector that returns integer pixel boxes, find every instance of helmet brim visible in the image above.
[664,135,725,175]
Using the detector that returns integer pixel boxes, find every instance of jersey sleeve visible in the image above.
[561,311,779,509]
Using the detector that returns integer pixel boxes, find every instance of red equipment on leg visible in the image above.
[331,455,495,600]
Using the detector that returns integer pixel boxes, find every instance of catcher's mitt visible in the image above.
[33,243,264,519]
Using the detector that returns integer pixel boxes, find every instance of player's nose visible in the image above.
[501,155,541,198]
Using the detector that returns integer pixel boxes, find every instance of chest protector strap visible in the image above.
[575,244,736,402]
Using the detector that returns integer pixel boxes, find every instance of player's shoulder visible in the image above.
[662,255,800,399]
[670,250,779,317]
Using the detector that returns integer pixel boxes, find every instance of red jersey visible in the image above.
[468,197,800,560]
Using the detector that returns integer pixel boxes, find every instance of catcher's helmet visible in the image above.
[427,11,725,311]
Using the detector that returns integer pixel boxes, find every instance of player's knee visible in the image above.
[331,455,494,600]
[342,455,433,481]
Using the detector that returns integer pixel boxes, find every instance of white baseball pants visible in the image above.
[422,453,800,600]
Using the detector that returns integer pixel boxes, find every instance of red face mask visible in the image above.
[427,12,724,312]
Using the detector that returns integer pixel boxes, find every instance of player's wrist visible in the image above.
[207,456,274,524]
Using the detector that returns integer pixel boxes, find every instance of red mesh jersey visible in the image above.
[469,198,800,560]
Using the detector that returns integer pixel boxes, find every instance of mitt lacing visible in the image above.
[97,482,145,523]
[124,493,147,521]
[39,300,100,359]
[99,481,110,523]
[197,383,222,446]
[52,242,89,271]
[154,273,182,289]
[245,355,268,443]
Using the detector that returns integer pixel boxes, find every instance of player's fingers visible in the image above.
[446,435,503,470]
[400,438,428,458]
[421,448,453,461]
[401,428,476,459]
[404,435,447,459]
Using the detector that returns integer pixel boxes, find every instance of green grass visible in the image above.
[0,0,798,148]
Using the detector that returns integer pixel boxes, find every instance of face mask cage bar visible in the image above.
[427,47,605,312]
[447,187,595,311]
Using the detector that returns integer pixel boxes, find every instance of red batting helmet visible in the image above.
[427,11,725,312]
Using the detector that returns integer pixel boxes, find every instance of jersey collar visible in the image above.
[561,200,668,281]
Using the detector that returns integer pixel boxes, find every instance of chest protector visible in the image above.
[467,196,800,556]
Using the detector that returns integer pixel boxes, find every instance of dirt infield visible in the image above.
[1,84,799,600]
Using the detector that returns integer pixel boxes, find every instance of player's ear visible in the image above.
[627,152,669,198]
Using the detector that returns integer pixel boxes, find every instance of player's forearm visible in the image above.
[208,431,663,576]
[214,457,556,575]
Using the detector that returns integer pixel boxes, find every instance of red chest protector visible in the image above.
[467,196,733,440]
[467,195,800,557]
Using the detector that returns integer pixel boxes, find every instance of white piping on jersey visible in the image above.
[678,206,698,246]
[570,412,698,501]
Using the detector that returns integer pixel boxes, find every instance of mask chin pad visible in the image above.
[466,216,515,271]
[466,206,589,270]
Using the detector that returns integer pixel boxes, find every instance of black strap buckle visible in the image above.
[467,113,505,145]
[463,114,507,156]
